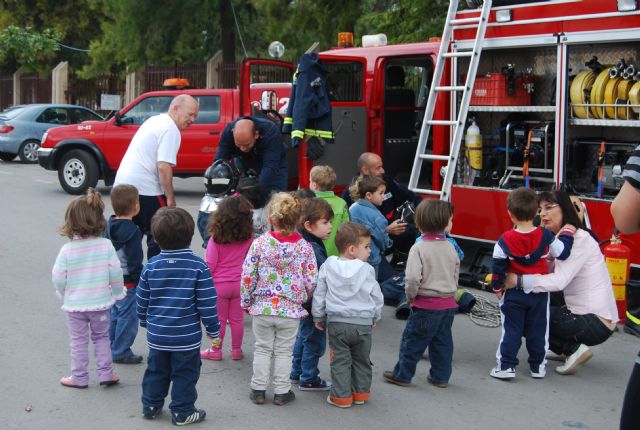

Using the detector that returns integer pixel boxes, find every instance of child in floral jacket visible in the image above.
[241,192,317,406]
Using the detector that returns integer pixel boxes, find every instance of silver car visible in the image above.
[0,104,103,163]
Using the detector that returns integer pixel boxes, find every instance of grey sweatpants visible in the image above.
[328,322,373,404]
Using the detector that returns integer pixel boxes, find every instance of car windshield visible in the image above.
[0,106,27,119]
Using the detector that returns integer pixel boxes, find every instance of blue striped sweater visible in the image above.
[136,248,220,351]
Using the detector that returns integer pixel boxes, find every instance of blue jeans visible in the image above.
[109,288,139,360]
[392,307,455,385]
[141,348,201,418]
[197,210,210,249]
[290,316,326,384]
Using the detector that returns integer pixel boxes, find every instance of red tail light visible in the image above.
[0,125,14,134]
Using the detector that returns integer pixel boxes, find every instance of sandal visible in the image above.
[60,376,88,389]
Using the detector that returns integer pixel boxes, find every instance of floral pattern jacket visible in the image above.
[241,231,317,318]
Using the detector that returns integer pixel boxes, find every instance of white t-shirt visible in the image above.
[114,113,181,196]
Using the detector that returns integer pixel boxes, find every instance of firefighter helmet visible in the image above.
[204,160,240,197]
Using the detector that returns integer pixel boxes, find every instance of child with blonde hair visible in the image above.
[383,199,459,389]
[201,194,254,361]
[241,192,318,406]
[52,188,125,389]
[310,165,350,256]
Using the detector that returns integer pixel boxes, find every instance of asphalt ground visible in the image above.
[1,161,637,430]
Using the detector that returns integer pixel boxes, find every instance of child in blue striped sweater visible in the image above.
[137,207,220,425]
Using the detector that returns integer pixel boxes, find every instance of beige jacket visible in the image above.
[405,239,460,300]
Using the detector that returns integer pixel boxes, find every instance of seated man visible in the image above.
[342,152,421,279]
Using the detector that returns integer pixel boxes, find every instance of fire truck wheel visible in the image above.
[58,149,99,195]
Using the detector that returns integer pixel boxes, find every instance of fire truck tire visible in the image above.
[604,77,621,119]
[590,68,613,119]
[615,79,634,119]
[629,82,640,114]
[569,70,595,118]
[58,150,99,195]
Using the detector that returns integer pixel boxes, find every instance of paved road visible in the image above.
[1,161,637,430]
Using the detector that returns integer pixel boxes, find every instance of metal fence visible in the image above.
[19,74,51,105]
[217,62,239,88]
[144,63,207,91]
[0,75,12,111]
[67,73,126,114]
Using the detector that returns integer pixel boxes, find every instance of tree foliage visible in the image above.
[0,25,61,72]
[0,0,453,76]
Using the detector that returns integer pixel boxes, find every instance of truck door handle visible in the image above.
[209,130,220,135]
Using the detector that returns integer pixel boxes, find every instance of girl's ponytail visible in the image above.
[267,192,301,235]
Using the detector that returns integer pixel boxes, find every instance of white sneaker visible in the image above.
[530,368,546,379]
[555,344,592,375]
[545,352,566,362]
[490,367,516,380]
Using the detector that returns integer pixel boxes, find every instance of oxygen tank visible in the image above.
[465,119,483,170]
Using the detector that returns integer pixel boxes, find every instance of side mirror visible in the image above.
[114,113,133,126]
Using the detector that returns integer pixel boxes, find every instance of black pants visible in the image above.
[133,195,167,259]
[549,305,613,356]
[620,351,640,430]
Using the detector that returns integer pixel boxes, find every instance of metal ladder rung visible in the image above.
[450,17,481,25]
[418,154,450,161]
[442,51,474,58]
[435,85,465,92]
[411,188,443,196]
[427,120,458,126]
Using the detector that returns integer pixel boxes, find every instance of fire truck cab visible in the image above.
[298,0,640,285]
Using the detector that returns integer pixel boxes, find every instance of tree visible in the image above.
[0,0,106,72]
[251,0,364,61]
[0,25,61,73]
[356,0,449,45]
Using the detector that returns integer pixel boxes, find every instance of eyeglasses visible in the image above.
[537,203,559,214]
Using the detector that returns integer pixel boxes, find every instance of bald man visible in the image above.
[114,94,199,258]
[214,116,288,193]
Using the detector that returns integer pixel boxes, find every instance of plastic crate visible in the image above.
[470,73,532,106]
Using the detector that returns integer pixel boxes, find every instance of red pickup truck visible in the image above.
[37,60,293,194]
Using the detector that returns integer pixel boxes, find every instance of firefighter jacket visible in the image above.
[282,52,334,147]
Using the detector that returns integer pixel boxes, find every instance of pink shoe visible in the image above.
[231,349,244,360]
[201,348,222,361]
[60,376,88,389]
[100,374,120,387]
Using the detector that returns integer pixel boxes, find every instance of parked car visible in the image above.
[0,104,103,163]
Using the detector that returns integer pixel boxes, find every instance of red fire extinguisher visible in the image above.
[604,234,631,323]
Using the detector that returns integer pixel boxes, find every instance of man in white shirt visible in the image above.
[114,94,199,258]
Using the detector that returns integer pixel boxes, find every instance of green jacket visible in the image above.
[315,191,350,257]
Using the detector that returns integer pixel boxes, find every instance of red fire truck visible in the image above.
[300,0,640,287]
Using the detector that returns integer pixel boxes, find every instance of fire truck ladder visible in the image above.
[408,0,492,200]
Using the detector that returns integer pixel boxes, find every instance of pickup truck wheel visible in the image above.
[0,151,16,161]
[58,150,99,195]
[18,140,40,163]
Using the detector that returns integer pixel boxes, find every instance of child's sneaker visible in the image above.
[200,348,222,361]
[273,390,295,406]
[290,376,300,385]
[427,375,448,388]
[231,349,243,360]
[172,409,206,426]
[142,406,162,420]
[530,367,546,379]
[489,367,516,380]
[59,376,88,389]
[99,374,120,387]
[326,395,352,408]
[249,389,266,405]
[299,379,331,391]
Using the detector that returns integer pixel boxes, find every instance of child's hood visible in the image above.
[104,216,139,246]
[322,257,373,296]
